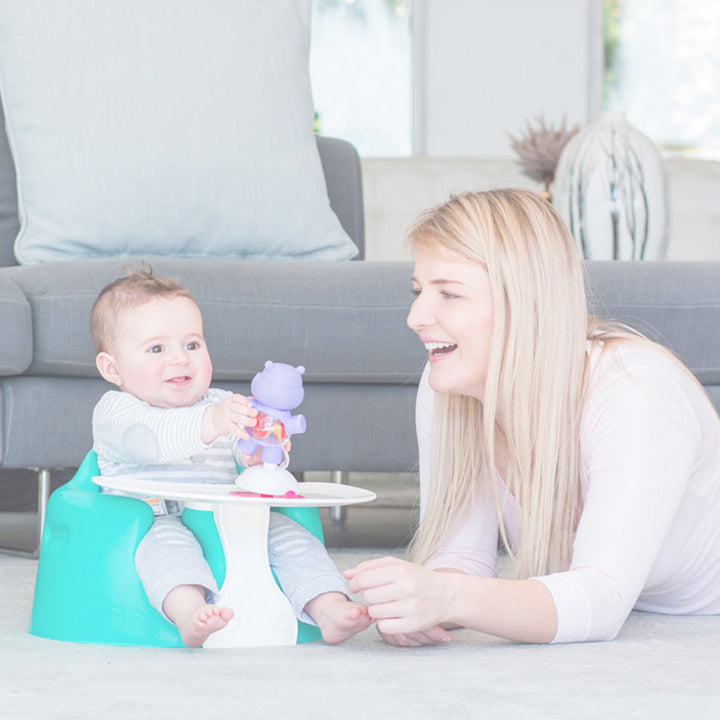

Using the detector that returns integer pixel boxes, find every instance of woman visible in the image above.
[344,189,720,645]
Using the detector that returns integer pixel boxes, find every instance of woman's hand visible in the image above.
[346,556,559,645]
[376,626,452,647]
[343,556,454,645]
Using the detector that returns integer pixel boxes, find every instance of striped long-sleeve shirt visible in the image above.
[93,388,239,485]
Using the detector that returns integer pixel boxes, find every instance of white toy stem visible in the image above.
[235,463,299,495]
[203,504,297,647]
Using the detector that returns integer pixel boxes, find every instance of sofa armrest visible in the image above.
[316,135,365,259]
[0,276,31,374]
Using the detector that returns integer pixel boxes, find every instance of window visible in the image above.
[309,0,413,157]
[603,0,720,159]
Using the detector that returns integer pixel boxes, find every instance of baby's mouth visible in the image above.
[424,341,457,357]
[167,376,192,385]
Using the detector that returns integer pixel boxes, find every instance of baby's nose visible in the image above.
[169,347,189,364]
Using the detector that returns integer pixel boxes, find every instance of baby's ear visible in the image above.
[96,352,122,387]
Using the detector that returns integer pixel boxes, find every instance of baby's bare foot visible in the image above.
[178,605,234,648]
[306,592,373,645]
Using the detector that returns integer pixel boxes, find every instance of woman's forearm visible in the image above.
[444,573,558,643]
[345,556,558,645]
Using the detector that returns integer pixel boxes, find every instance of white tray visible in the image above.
[93,476,376,508]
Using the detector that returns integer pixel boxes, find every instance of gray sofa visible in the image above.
[3,97,720,555]
[0,111,432,553]
[0,131,430,475]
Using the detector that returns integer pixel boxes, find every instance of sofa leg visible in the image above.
[328,470,348,523]
[36,467,51,549]
[0,467,50,558]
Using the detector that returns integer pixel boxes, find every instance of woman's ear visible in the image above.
[96,352,122,387]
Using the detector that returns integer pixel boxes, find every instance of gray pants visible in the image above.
[135,512,349,625]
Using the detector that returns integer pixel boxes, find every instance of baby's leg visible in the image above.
[162,584,234,648]
[135,516,231,646]
[267,513,371,644]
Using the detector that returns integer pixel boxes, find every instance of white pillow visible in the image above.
[0,0,358,264]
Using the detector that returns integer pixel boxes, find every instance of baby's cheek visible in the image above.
[198,355,213,384]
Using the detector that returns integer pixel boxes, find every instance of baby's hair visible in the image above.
[90,264,196,353]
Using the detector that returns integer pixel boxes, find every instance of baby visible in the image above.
[90,268,371,647]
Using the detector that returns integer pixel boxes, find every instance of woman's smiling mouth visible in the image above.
[424,341,458,357]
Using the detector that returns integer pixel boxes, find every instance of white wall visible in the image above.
[419,0,598,157]
[360,0,720,262]
[362,157,532,261]
[362,157,720,262]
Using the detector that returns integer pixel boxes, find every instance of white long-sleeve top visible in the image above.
[416,342,720,643]
[93,388,238,484]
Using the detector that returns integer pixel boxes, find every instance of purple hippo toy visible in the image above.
[236,361,307,467]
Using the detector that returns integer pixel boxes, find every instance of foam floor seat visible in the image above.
[30,451,322,646]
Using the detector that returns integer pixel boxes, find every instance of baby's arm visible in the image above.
[93,391,201,465]
[201,394,257,444]
[93,390,253,466]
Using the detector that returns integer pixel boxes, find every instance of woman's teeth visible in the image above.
[425,342,457,355]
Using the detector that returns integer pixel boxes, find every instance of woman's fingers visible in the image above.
[343,556,412,593]
[344,555,454,640]
[379,625,452,646]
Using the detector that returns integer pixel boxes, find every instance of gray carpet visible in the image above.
[2,550,720,720]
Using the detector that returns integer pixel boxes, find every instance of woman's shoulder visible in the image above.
[588,337,690,388]
[584,336,713,431]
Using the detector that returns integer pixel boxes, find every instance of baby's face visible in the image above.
[107,295,213,408]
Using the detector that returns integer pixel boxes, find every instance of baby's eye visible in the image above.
[148,344,164,354]
[186,341,201,351]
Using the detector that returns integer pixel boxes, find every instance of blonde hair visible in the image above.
[408,189,592,578]
[90,265,196,354]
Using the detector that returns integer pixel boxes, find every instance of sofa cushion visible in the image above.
[0,0,357,264]
[2,258,426,382]
[0,276,31,374]
[585,261,720,385]
[5,259,720,386]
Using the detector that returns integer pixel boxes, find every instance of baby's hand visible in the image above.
[239,447,263,467]
[240,439,292,468]
[202,395,257,444]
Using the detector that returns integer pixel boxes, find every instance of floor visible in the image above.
[315,471,418,549]
[5,469,720,719]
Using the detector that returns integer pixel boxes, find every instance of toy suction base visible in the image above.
[235,464,299,496]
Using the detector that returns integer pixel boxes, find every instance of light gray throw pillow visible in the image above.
[0,0,358,264]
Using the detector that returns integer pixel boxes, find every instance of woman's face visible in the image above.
[408,245,495,401]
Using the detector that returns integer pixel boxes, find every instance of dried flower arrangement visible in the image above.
[509,115,580,200]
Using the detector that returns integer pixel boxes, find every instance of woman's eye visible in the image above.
[441,290,460,299]
[411,287,421,297]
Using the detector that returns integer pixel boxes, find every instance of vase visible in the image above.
[553,112,668,260]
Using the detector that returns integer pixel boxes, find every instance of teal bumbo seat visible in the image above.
[30,451,323,646]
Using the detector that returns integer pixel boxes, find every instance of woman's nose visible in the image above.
[407,294,431,332]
